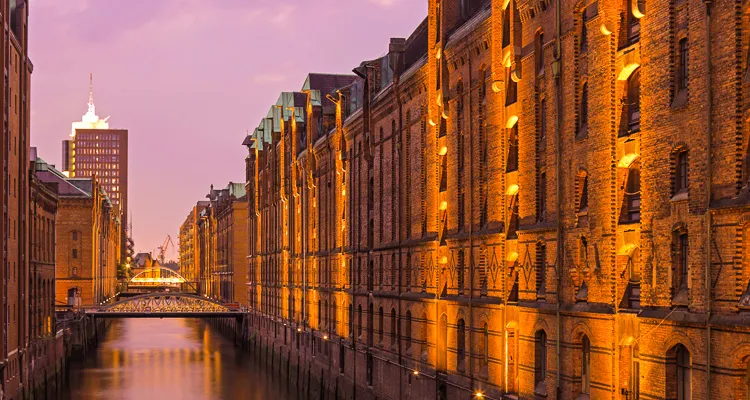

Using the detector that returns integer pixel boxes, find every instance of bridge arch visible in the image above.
[130,267,187,285]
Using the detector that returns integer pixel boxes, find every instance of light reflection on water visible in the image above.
[65,318,296,400]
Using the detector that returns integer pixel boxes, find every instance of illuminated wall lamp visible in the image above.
[491,80,502,93]
[440,256,448,264]
[439,146,448,156]
[440,201,448,211]
[506,115,518,128]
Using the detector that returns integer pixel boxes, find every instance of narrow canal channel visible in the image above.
[64,318,298,400]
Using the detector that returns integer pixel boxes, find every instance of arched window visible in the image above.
[580,7,589,52]
[508,193,519,239]
[358,304,363,337]
[539,99,547,144]
[624,69,641,134]
[674,149,689,195]
[667,344,691,400]
[72,249,78,259]
[581,335,591,395]
[677,38,689,91]
[535,330,547,385]
[421,312,429,358]
[367,303,374,346]
[626,0,640,45]
[390,308,397,346]
[457,318,466,370]
[507,124,519,172]
[672,227,689,294]
[577,171,589,215]
[623,161,641,222]
[535,31,544,75]
[378,306,384,343]
[349,304,354,337]
[405,310,412,349]
[502,5,511,48]
[482,323,489,367]
[438,314,448,371]
[537,171,547,221]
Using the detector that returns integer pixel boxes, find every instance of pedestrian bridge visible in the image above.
[86,293,243,319]
[129,267,187,286]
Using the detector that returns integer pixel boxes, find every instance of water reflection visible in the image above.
[65,318,296,400]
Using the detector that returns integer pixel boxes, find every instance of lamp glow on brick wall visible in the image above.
[439,146,448,156]
[440,201,448,211]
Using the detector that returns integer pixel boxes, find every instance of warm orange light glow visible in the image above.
[600,23,612,35]
[506,184,519,196]
[440,256,448,264]
[413,370,419,376]
[475,392,484,399]
[440,201,448,210]
[429,118,437,127]
[506,115,518,128]
[439,146,448,156]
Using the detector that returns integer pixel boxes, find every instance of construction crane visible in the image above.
[156,234,176,265]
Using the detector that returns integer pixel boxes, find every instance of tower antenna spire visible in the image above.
[88,73,95,114]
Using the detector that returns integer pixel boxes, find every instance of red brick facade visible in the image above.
[238,1,750,399]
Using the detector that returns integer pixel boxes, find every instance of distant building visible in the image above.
[193,183,247,304]
[28,149,60,391]
[35,157,120,307]
[62,75,129,262]
[179,201,208,287]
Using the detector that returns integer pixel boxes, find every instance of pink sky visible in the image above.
[29,0,427,259]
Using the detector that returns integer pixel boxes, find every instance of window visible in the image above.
[358,304,363,337]
[537,172,547,221]
[72,231,78,241]
[580,8,588,52]
[624,69,641,135]
[508,194,519,239]
[677,38,688,91]
[535,330,547,385]
[667,344,691,400]
[626,0,640,44]
[457,319,466,370]
[435,0,441,43]
[405,311,412,349]
[506,68,518,105]
[674,150,688,195]
[507,124,518,172]
[536,243,546,297]
[438,314,448,371]
[390,308,396,346]
[502,6,511,48]
[482,323,489,367]
[673,230,689,291]
[623,162,641,222]
[581,335,591,395]
[577,172,589,214]
[539,99,547,145]
[72,249,78,259]
[378,307,384,343]
[579,83,589,137]
[535,31,544,75]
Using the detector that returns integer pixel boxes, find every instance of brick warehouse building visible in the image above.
[188,183,248,303]
[242,0,750,399]
[179,201,208,287]
[34,157,121,308]
[0,0,33,398]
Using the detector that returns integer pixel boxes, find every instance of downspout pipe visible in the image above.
[553,0,563,396]
[703,1,713,397]
[468,49,476,396]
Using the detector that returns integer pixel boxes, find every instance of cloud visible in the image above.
[368,0,402,6]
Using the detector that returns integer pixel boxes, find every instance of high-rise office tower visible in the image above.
[62,75,129,261]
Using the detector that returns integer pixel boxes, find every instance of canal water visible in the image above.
[64,318,298,400]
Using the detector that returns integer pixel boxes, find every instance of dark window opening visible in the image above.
[507,124,519,172]
[677,38,689,91]
[674,150,688,195]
